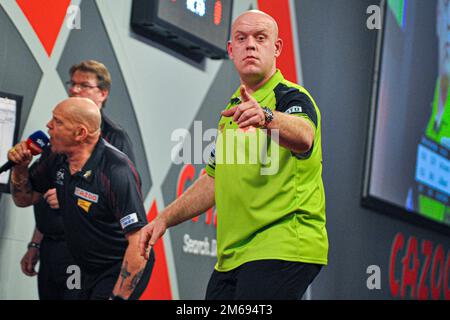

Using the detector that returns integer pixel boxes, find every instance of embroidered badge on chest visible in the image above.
[77,198,92,213]
[74,187,99,203]
[56,169,65,186]
[83,170,92,180]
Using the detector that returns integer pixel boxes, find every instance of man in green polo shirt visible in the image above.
[139,10,328,299]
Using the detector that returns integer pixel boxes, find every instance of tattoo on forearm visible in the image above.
[128,268,145,291]
[119,261,131,289]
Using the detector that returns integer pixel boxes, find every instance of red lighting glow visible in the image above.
[214,0,222,25]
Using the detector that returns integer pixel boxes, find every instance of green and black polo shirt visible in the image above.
[206,69,328,272]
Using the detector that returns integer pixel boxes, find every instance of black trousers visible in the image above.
[38,237,80,300]
[205,260,322,300]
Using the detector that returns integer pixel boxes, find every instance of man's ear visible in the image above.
[74,126,88,142]
[227,41,234,59]
[274,38,283,58]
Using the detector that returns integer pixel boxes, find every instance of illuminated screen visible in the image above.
[363,0,450,232]
[131,0,233,61]
[158,0,232,51]
[0,92,22,193]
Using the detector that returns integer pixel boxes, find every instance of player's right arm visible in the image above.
[139,174,215,259]
[8,142,42,207]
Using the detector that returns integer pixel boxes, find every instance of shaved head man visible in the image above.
[8,97,102,182]
[9,98,153,300]
[20,61,137,301]
[140,10,327,300]
[47,98,101,158]
[231,10,279,41]
[228,10,282,91]
[55,97,101,133]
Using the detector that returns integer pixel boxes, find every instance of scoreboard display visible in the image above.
[131,0,233,62]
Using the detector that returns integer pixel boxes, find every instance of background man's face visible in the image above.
[68,70,108,108]
[438,0,450,76]
[228,13,281,82]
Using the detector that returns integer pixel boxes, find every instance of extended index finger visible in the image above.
[240,85,253,102]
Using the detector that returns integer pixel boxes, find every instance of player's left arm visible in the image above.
[108,159,150,300]
[111,230,148,299]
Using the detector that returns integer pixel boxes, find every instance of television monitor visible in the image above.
[363,0,450,234]
[131,0,233,62]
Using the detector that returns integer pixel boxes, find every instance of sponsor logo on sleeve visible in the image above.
[286,106,303,114]
[120,213,139,230]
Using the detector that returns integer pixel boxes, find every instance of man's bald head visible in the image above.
[55,97,101,136]
[227,10,282,90]
[232,10,279,40]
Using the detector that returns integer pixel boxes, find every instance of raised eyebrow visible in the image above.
[233,30,269,39]
[255,30,269,36]
[233,31,247,37]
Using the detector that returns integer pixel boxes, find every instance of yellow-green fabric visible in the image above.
[206,70,328,271]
